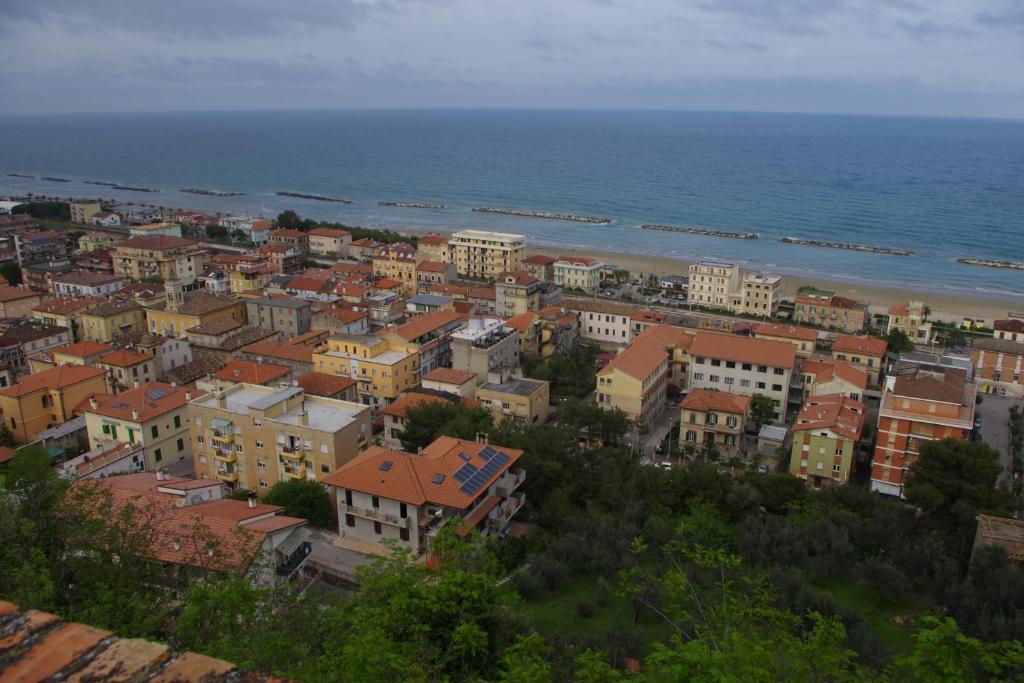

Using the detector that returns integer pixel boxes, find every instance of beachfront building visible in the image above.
[269,229,309,252]
[790,394,867,487]
[90,212,121,227]
[993,319,1024,344]
[799,358,868,401]
[69,200,102,224]
[244,297,311,340]
[521,254,557,282]
[0,365,107,442]
[221,215,272,244]
[794,287,869,333]
[732,272,782,317]
[349,238,380,260]
[449,230,525,280]
[679,389,749,457]
[553,256,604,294]
[688,261,740,309]
[886,301,932,343]
[189,383,370,492]
[476,378,550,426]
[113,236,207,282]
[752,323,818,357]
[308,227,352,258]
[870,363,975,498]
[111,205,161,225]
[565,297,634,347]
[324,436,526,554]
[451,317,519,383]
[80,382,194,470]
[312,334,420,408]
[129,222,183,239]
[971,338,1024,396]
[687,331,798,423]
[372,245,419,296]
[495,271,542,317]
[831,335,888,389]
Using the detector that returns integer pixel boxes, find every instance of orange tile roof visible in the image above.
[422,367,477,385]
[331,261,373,274]
[0,364,106,398]
[286,275,330,293]
[308,226,351,238]
[832,334,888,357]
[689,331,797,368]
[390,310,463,342]
[241,339,314,363]
[322,436,523,508]
[754,323,818,342]
[82,382,199,422]
[381,391,450,418]
[0,286,38,302]
[498,270,539,286]
[889,303,909,316]
[117,236,199,251]
[270,228,307,239]
[800,358,868,390]
[555,255,598,267]
[599,324,693,380]
[504,312,539,334]
[417,233,448,246]
[374,278,402,290]
[418,260,451,273]
[351,238,379,247]
[631,310,667,323]
[792,393,866,441]
[97,348,150,367]
[214,359,290,385]
[295,372,357,397]
[52,340,114,358]
[522,254,556,265]
[680,388,750,414]
[33,296,104,315]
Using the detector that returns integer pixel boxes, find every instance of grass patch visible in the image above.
[823,578,933,657]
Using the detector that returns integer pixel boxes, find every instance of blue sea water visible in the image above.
[0,109,1022,299]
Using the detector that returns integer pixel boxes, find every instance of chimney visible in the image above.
[131,409,139,421]
[133,379,140,389]
[172,536,181,551]
[475,431,489,445]
[89,394,98,410]
[299,411,309,426]
[185,390,192,401]
[247,492,257,508]
[156,468,166,481]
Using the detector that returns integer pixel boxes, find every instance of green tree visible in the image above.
[885,328,915,354]
[749,393,776,428]
[886,616,1024,682]
[557,398,630,446]
[230,228,248,244]
[522,344,597,399]
[263,479,335,528]
[1,262,23,286]
[497,634,552,683]
[399,402,493,452]
[0,425,18,447]
[205,223,228,241]
[277,210,303,229]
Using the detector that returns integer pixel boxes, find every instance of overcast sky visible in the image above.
[1,0,1022,118]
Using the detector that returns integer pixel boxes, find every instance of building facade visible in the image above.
[790,394,866,487]
[679,389,749,457]
[449,230,525,279]
[688,261,740,309]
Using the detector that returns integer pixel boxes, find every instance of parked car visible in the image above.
[757,463,770,474]
[655,461,673,471]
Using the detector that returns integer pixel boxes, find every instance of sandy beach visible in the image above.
[406,228,1021,324]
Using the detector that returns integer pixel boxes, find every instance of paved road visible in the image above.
[307,528,375,581]
[975,394,1021,485]
[634,407,676,465]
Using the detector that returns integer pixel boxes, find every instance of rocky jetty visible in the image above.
[84,181,156,192]
[957,258,1024,271]
[779,236,914,257]
[7,173,35,179]
[640,223,758,240]
[180,188,245,197]
[277,191,352,204]
[472,207,610,224]
[379,201,446,209]
[41,176,70,183]
[84,180,119,187]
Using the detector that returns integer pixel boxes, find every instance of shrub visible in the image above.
[576,600,594,619]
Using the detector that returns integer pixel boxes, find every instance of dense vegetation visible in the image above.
[275,210,417,246]
[2,411,1023,680]
[522,344,598,400]
[12,201,71,221]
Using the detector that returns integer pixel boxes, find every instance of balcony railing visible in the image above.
[285,468,306,480]
[494,470,526,497]
[278,445,306,461]
[215,470,238,482]
[275,542,311,576]
[339,503,411,527]
[213,450,236,464]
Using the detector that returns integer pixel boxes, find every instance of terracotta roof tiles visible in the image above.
[690,331,797,368]
[214,359,291,385]
[680,389,750,414]
[295,372,357,398]
[0,364,106,398]
[832,334,888,357]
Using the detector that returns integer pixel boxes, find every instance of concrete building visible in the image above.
[372,245,418,296]
[69,200,102,224]
[565,297,634,347]
[871,364,975,498]
[13,231,71,266]
[96,348,159,393]
[308,227,352,258]
[415,233,450,262]
[790,394,866,487]
[495,271,542,317]
[189,383,370,493]
[111,205,161,225]
[80,382,193,470]
[449,230,525,279]
[753,323,818,357]
[476,378,550,426]
[799,359,868,401]
[553,256,603,294]
[993,319,1024,344]
[421,367,479,398]
[312,334,420,408]
[113,236,207,282]
[794,288,869,333]
[0,364,107,442]
[324,436,525,554]
[51,271,125,298]
[244,297,311,340]
[0,286,41,318]
[383,310,464,375]
[269,229,309,252]
[521,254,557,282]
[831,335,888,389]
[733,272,782,317]
[221,215,271,244]
[971,337,1024,397]
[451,317,519,383]
[22,261,75,295]
[679,389,750,457]
[295,372,359,401]
[417,260,455,289]
[886,301,932,342]
[688,261,740,309]
[687,332,798,422]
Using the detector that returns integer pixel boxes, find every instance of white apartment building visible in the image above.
[688,261,740,308]
[553,256,604,294]
[449,230,525,279]
[565,298,633,346]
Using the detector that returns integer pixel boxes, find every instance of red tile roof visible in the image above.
[832,334,888,357]
[504,312,538,334]
[308,226,350,238]
[296,372,357,398]
[0,364,106,398]
[52,340,114,358]
[96,348,150,367]
[381,391,451,418]
[418,260,451,273]
[754,323,819,342]
[417,233,448,246]
[270,228,307,239]
[522,254,556,265]
[422,367,478,385]
[82,382,198,422]
[800,358,868,390]
[214,359,291,385]
[994,319,1024,333]
[241,339,314,363]
[33,296,105,315]
[689,331,797,368]
[598,324,693,380]
[0,285,38,302]
[680,389,751,414]
[555,255,599,267]
[792,394,866,441]
[390,310,463,342]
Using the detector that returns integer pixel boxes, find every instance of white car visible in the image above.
[655,461,673,471]
[757,463,770,474]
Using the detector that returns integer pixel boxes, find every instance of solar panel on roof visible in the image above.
[454,463,477,482]
[431,473,445,484]
[456,446,512,496]
[112,402,129,409]
[145,389,169,400]
[458,452,471,462]
[379,460,393,471]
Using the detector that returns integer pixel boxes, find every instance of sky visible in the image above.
[1,0,1022,118]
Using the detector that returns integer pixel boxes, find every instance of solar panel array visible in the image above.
[455,446,511,495]
[146,389,169,401]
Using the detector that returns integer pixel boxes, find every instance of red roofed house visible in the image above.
[753,323,819,357]
[269,228,309,252]
[296,371,359,401]
[794,288,869,333]
[790,394,867,487]
[994,318,1024,344]
[679,389,751,457]
[0,285,41,318]
[799,358,868,401]
[553,255,604,294]
[349,238,381,260]
[379,389,476,449]
[831,334,889,389]
[308,226,352,258]
[207,359,292,388]
[421,367,479,397]
[324,435,525,553]
[79,382,198,471]
[0,364,108,442]
[416,233,450,262]
[417,260,456,288]
[522,254,557,282]
[382,310,465,374]
[95,348,159,393]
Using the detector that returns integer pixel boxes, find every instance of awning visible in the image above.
[277,526,312,557]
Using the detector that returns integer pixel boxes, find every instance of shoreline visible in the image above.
[404,228,1021,323]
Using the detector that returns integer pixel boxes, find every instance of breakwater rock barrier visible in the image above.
[472,207,610,224]
[957,258,1024,271]
[779,237,914,257]
[379,201,446,209]
[277,191,352,204]
[180,188,245,197]
[640,224,758,240]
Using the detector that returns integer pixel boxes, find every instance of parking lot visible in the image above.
[975,393,1023,485]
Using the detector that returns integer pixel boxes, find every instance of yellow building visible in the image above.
[886,301,932,343]
[312,333,420,408]
[113,236,207,282]
[476,378,550,426]
[80,382,194,471]
[449,230,525,280]
[229,266,274,295]
[70,201,102,225]
[0,365,108,442]
[416,233,450,262]
[188,382,370,493]
[79,299,146,342]
[0,286,42,319]
[28,340,113,372]
[145,289,247,339]
[32,296,105,343]
[679,389,750,457]
[790,394,866,487]
[372,245,419,295]
[495,271,542,317]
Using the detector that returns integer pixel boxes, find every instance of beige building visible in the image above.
[831,335,888,389]
[753,323,818,357]
[415,233,450,262]
[0,286,42,318]
[371,245,419,296]
[70,201,102,225]
[799,359,868,402]
[95,348,159,393]
[521,254,557,283]
[688,261,740,309]
[476,378,550,426]
[189,383,371,493]
[790,394,866,487]
[733,272,782,317]
[449,230,525,279]
[421,367,479,397]
[312,333,421,408]
[679,389,750,457]
[886,301,932,342]
[553,256,603,294]
[495,271,542,317]
[0,364,107,442]
[566,297,634,347]
[113,236,207,282]
[308,227,352,258]
[451,317,520,382]
[794,288,869,333]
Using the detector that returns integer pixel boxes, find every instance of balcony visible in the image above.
[495,469,526,497]
[215,469,238,482]
[285,468,306,480]
[213,450,236,464]
[487,494,526,532]
[275,542,312,576]
[339,503,411,527]
[278,445,306,461]
[212,431,234,444]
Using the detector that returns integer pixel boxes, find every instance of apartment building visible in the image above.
[0,286,41,318]
[69,200,102,224]
[28,340,112,372]
[51,271,125,298]
[189,383,369,492]
[566,298,633,346]
[372,245,419,296]
[688,261,740,308]
[382,310,464,375]
[421,367,479,398]
[799,359,868,401]
[752,323,818,357]
[146,284,247,340]
[221,215,271,244]
[476,378,550,426]
[871,364,975,498]
[831,335,888,389]
[324,436,525,553]
[416,233,450,262]
[312,333,420,408]
[495,271,542,317]
[379,389,474,449]
[790,394,866,487]
[349,238,380,260]
[295,372,359,401]
[687,332,798,422]
[22,261,75,295]
[538,305,579,358]
[417,260,456,289]
[95,348,159,393]
[679,389,749,457]
[450,230,525,279]
[307,227,352,258]
[257,244,304,274]
[733,272,782,317]
[113,236,207,282]
[111,205,161,225]
[0,365,107,442]
[451,317,519,382]
[14,231,71,266]
[505,312,541,357]
[971,337,1024,396]
[993,319,1024,344]
[553,256,603,294]
[81,382,194,470]
[245,297,311,340]
[794,288,869,333]
[521,254,557,282]
[0,319,73,374]
[886,301,932,342]
[268,229,309,252]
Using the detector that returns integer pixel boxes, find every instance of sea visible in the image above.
[1,109,1022,301]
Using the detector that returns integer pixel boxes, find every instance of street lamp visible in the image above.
[667,418,676,465]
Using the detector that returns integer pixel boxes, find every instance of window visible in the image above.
[177,438,184,451]
[709,375,720,383]
[320,443,328,454]
[726,416,737,428]
[195,416,202,425]
[772,384,783,392]
[399,528,410,542]
[694,372,704,381]
[255,439,264,448]
[197,435,204,444]
[711,359,721,367]
[725,361,735,369]
[151,425,159,438]
[257,459,267,470]
[833,464,842,473]
[756,382,766,389]
[173,415,181,428]
[742,363,752,371]
[345,489,353,506]
[740,379,751,388]
[373,521,382,535]
[371,495,380,509]
[724,377,734,385]
[686,430,697,442]
[346,514,355,527]
[757,365,767,373]
[320,464,330,474]
[400,502,408,518]
[259,479,268,488]
[773,368,785,376]
[154,449,162,462]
